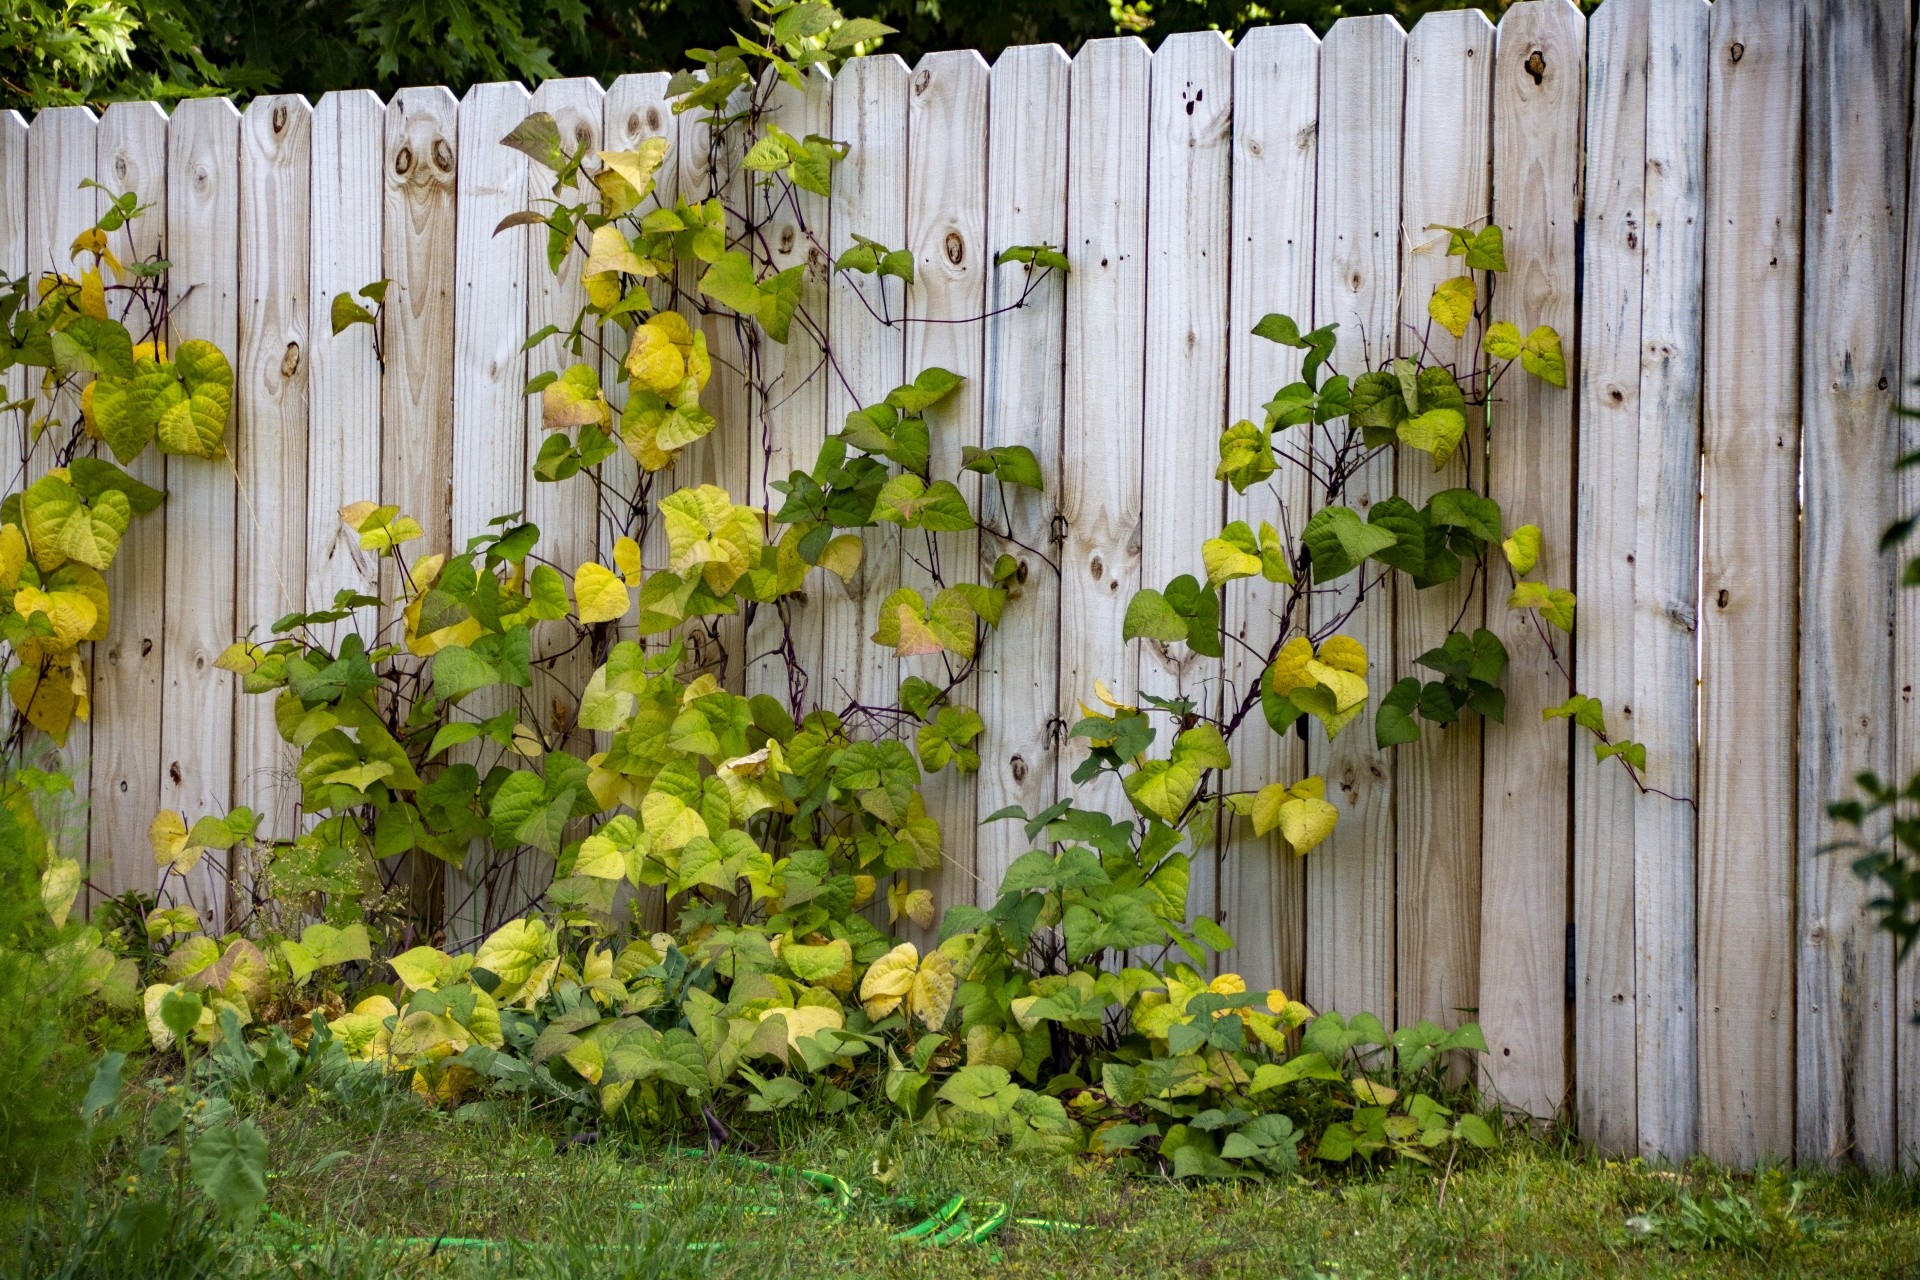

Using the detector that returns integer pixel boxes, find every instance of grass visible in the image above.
[14,1078,1920,1280]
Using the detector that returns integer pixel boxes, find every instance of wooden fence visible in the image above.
[2,0,1913,1169]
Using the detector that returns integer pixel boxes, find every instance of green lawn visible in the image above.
[24,1085,1918,1280]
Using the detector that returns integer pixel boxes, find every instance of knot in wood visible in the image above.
[394,146,413,176]
[280,342,302,378]
[913,69,932,95]
[1010,754,1028,783]
[1524,50,1546,85]
[272,104,289,133]
[945,232,965,265]
[433,139,455,172]
[1729,42,1745,64]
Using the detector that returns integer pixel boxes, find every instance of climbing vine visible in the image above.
[2,0,1687,1177]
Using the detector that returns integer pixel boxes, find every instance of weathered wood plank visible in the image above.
[1219,24,1317,993]
[382,88,459,570]
[901,50,990,929]
[235,96,313,844]
[0,112,23,455]
[744,68,831,709]
[1394,8,1493,1035]
[24,106,98,872]
[976,44,1069,901]
[672,94,753,689]
[601,72,675,643]
[160,98,240,923]
[1799,0,1905,1172]
[1481,0,1582,1123]
[90,101,168,905]
[444,81,532,940]
[1900,4,1920,1178]
[1631,0,1709,1162]
[822,56,909,718]
[1140,30,1232,932]
[1058,38,1149,820]
[1698,0,1801,1169]
[307,91,386,644]
[1308,15,1403,1023]
[1572,0,1645,1155]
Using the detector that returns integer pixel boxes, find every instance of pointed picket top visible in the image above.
[991,41,1070,75]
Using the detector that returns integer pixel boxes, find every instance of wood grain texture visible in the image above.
[902,50,990,929]
[1629,0,1708,1162]
[160,98,240,923]
[597,73,672,587]
[24,106,98,865]
[382,88,458,571]
[745,69,831,708]
[1394,8,1493,1035]
[0,112,22,448]
[1219,24,1317,993]
[450,80,531,554]
[822,56,909,718]
[520,77,600,863]
[1057,38,1149,820]
[444,81,532,940]
[1799,0,1905,1172]
[1573,0,1646,1152]
[1900,5,1920,1177]
[976,44,1069,901]
[672,94,752,690]
[1141,30,1232,930]
[1698,0,1801,1169]
[89,101,168,903]
[306,91,386,643]
[235,96,312,843]
[1307,15,1403,1023]
[1481,0,1581,1123]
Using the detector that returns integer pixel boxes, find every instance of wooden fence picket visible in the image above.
[976,44,1070,901]
[1698,0,1803,1169]
[90,101,168,903]
[1057,38,1149,821]
[1482,0,1582,1124]
[307,90,386,643]
[443,80,531,938]
[25,107,99,886]
[902,50,990,930]
[1219,23,1318,994]
[160,97,240,926]
[235,95,313,844]
[823,56,909,721]
[745,68,830,704]
[1308,15,1404,1023]
[1900,6,1920,1176]
[1799,0,1907,1172]
[1393,8,1494,1036]
[1140,30,1233,932]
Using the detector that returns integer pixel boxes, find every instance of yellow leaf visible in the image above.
[887,879,934,928]
[625,315,689,394]
[148,809,205,874]
[1266,636,1315,696]
[1427,274,1475,338]
[1093,679,1136,713]
[78,267,107,320]
[69,228,108,261]
[851,874,876,908]
[612,535,643,586]
[1277,791,1338,856]
[13,585,98,651]
[859,941,918,1020]
[758,1003,844,1050]
[1502,524,1541,576]
[41,854,81,928]
[906,950,955,1028]
[1315,635,1368,678]
[584,223,653,279]
[0,524,25,589]
[817,533,863,585]
[214,641,266,674]
[573,562,631,624]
